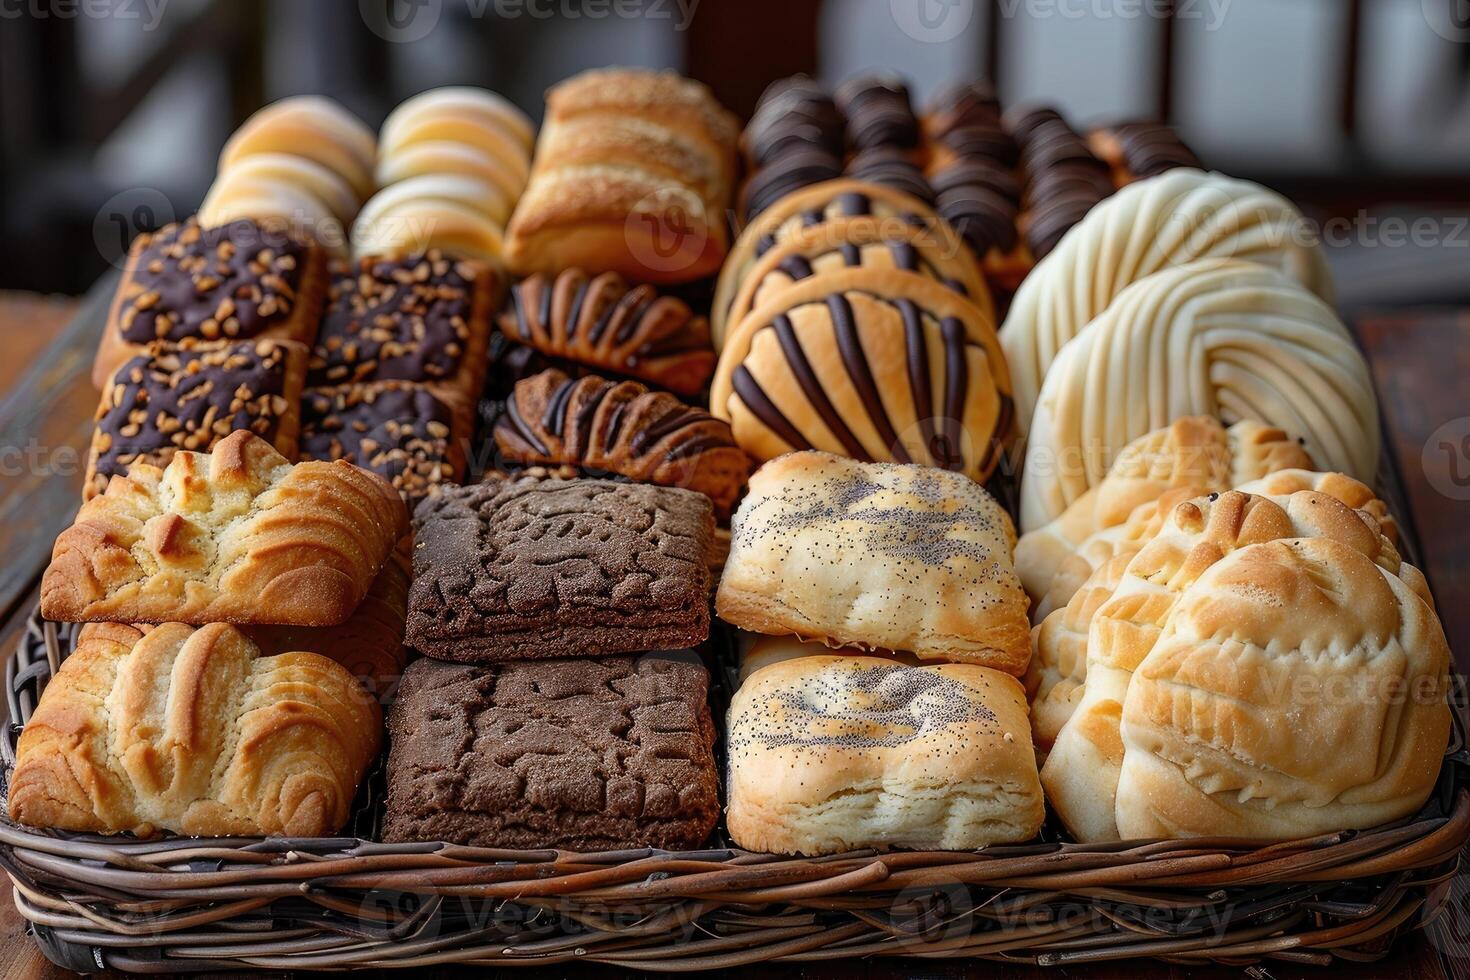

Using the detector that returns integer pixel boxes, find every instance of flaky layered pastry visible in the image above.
[1019,259,1377,531]
[1041,487,1429,842]
[726,656,1044,854]
[8,622,380,837]
[42,430,408,627]
[716,452,1030,673]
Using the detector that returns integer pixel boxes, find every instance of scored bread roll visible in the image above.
[716,452,1030,673]
[1019,259,1377,532]
[198,174,348,256]
[1117,537,1449,841]
[8,622,380,837]
[711,267,1012,481]
[1015,417,1314,603]
[352,177,509,264]
[1001,169,1334,434]
[380,86,534,157]
[204,153,361,224]
[726,655,1044,854]
[1042,487,1426,842]
[219,96,377,202]
[374,142,518,221]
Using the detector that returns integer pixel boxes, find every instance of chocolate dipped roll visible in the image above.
[711,267,1012,481]
[834,74,920,151]
[495,368,749,520]
[1088,120,1202,185]
[844,146,935,206]
[743,75,845,166]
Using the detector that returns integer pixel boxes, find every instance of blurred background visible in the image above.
[1,0,1469,309]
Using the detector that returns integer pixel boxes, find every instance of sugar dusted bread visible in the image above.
[726,655,1044,854]
[1118,537,1450,840]
[716,452,1030,674]
[8,622,380,837]
[42,430,408,627]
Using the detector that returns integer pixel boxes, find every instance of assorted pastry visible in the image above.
[9,71,1455,873]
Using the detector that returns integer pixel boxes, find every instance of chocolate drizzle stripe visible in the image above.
[897,298,935,462]
[773,313,869,461]
[631,406,703,454]
[587,291,627,346]
[503,389,550,457]
[839,242,862,267]
[939,315,969,471]
[732,366,812,452]
[566,279,591,342]
[510,287,530,343]
[778,254,814,281]
[827,293,909,464]
[613,290,655,346]
[536,279,554,337]
[602,397,629,453]
[889,240,919,271]
[664,432,732,462]
[573,378,616,452]
[835,192,872,216]
[542,377,577,435]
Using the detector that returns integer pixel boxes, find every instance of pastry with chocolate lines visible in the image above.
[723,215,990,342]
[742,76,845,167]
[1089,120,1201,185]
[94,217,328,389]
[495,369,749,520]
[739,145,845,220]
[712,267,1012,482]
[86,338,308,500]
[923,80,1004,140]
[1008,107,1113,258]
[834,74,920,151]
[713,178,944,346]
[844,145,934,205]
[500,269,714,397]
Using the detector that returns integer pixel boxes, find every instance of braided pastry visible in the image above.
[500,269,715,397]
[1019,259,1375,531]
[1001,169,1335,434]
[495,369,749,520]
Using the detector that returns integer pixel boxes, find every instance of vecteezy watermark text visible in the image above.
[362,0,700,43]
[0,0,169,29]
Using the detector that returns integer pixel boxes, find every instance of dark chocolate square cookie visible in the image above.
[382,654,719,850]
[407,479,713,661]
[85,338,307,499]
[299,381,462,502]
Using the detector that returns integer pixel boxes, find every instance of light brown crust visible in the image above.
[8,621,380,837]
[41,430,408,627]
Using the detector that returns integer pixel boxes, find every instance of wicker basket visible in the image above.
[1,612,1466,974]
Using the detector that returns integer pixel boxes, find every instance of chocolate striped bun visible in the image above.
[720,215,991,351]
[714,179,943,346]
[494,369,750,520]
[711,267,1012,482]
[499,269,715,398]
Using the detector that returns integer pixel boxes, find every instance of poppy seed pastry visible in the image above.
[712,267,1012,482]
[495,369,749,521]
[407,479,713,663]
[1001,170,1335,434]
[1115,537,1450,841]
[712,179,944,347]
[383,653,719,850]
[86,337,309,500]
[716,452,1030,673]
[726,656,1044,855]
[1042,487,1429,842]
[94,217,328,389]
[8,622,380,838]
[1019,259,1376,531]
[42,430,408,627]
[723,215,992,341]
[1014,417,1315,602]
[500,269,715,397]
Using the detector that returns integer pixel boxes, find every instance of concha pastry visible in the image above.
[1025,469,1387,754]
[1015,417,1314,602]
[1116,536,1449,841]
[494,369,750,521]
[722,214,991,347]
[711,267,1012,482]
[1041,487,1427,842]
[712,179,944,345]
[1001,169,1335,433]
[1019,259,1376,531]
[500,269,715,397]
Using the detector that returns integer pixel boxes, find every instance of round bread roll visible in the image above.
[726,655,1045,854]
[203,154,360,224]
[1117,536,1449,841]
[219,96,377,201]
[1001,169,1334,434]
[380,86,535,156]
[1019,259,1377,532]
[197,176,346,255]
[1025,469,1388,757]
[724,215,991,346]
[713,179,945,346]
[1041,486,1426,842]
[1015,417,1314,603]
[352,176,509,262]
[377,109,530,198]
[374,143,517,224]
[711,267,1011,481]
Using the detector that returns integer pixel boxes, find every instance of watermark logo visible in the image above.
[361,0,442,42]
[1424,417,1470,501]
[891,0,973,43]
[623,193,711,279]
[0,0,170,30]
[1423,0,1470,42]
[362,0,700,40]
[93,187,174,269]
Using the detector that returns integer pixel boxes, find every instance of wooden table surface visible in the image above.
[0,291,1463,980]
